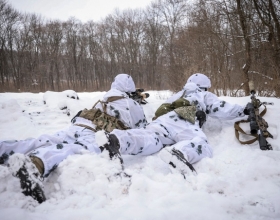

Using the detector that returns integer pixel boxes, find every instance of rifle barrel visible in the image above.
[263,102,274,105]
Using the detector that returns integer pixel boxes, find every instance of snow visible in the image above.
[0,90,279,220]
[95,130,110,146]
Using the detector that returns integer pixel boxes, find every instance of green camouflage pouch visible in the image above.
[172,98,191,108]
[154,103,174,118]
[174,105,196,124]
[154,97,191,119]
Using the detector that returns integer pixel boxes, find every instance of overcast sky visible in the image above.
[7,0,154,22]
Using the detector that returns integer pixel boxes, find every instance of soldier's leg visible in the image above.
[158,136,213,174]
[171,124,212,164]
[158,124,213,173]
[29,143,86,177]
[170,136,213,164]
[0,135,60,164]
[111,126,169,156]
[29,126,100,177]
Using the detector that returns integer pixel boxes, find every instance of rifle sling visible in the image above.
[259,105,267,118]
[75,124,97,132]
[234,120,258,145]
[234,105,267,145]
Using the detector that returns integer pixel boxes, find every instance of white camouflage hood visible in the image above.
[103,73,136,101]
[111,74,136,93]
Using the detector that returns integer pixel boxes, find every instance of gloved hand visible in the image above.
[196,110,206,128]
[243,107,249,115]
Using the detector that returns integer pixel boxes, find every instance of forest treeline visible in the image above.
[0,0,279,96]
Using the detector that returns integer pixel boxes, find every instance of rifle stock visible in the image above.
[129,88,150,104]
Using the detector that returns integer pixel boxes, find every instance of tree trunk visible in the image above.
[236,0,250,95]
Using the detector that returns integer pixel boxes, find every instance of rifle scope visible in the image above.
[245,102,259,135]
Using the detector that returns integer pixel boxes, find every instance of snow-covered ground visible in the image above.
[0,90,279,220]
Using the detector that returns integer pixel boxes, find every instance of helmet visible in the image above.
[187,73,211,89]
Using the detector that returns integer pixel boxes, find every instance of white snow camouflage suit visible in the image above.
[0,74,147,176]
[112,82,245,164]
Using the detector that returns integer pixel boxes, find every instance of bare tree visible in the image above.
[143,3,166,89]
[0,0,19,91]
[0,0,278,97]
[154,0,190,91]
[253,0,280,96]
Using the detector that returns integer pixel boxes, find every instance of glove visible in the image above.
[243,107,249,115]
[196,110,206,128]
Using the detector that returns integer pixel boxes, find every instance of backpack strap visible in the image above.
[91,96,125,113]
[107,96,125,103]
[76,95,129,132]
[180,90,186,98]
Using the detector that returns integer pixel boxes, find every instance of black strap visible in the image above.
[71,110,82,123]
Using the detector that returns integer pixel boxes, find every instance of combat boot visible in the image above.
[0,153,9,165]
[8,153,46,204]
[159,147,196,174]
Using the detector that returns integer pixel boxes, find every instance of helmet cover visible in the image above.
[187,73,211,88]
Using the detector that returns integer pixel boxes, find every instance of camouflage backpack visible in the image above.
[78,96,130,132]
[153,91,196,124]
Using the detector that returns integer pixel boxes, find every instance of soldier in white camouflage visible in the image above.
[104,73,246,174]
[0,73,148,203]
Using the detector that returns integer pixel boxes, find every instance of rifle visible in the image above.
[129,88,150,105]
[234,81,273,150]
